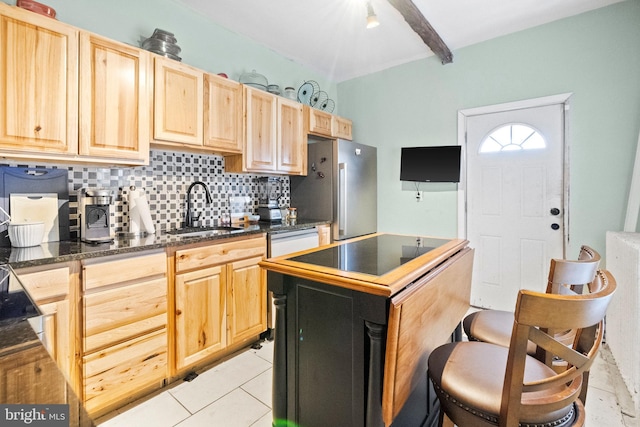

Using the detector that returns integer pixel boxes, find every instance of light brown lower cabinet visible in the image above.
[172,235,267,373]
[15,263,79,391]
[81,250,168,416]
[13,237,268,416]
[226,255,267,345]
[317,224,331,246]
[82,329,167,415]
[0,341,68,404]
[174,265,226,371]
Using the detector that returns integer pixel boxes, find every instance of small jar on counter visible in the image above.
[286,207,297,225]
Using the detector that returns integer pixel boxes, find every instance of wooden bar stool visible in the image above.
[463,246,600,353]
[427,269,616,427]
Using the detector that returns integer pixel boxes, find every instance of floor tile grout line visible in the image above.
[164,356,272,418]
[166,390,195,425]
[173,387,271,426]
[102,337,632,426]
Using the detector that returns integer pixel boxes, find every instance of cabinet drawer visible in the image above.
[84,277,167,352]
[16,266,69,301]
[83,251,166,291]
[83,329,167,414]
[176,236,266,273]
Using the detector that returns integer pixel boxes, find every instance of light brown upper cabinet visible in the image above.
[306,107,333,138]
[0,4,150,165]
[152,57,203,146]
[236,86,277,172]
[0,4,78,156]
[305,105,353,141]
[79,33,150,162]
[333,115,353,140]
[204,73,243,153]
[277,97,306,174]
[225,86,305,175]
[151,63,244,155]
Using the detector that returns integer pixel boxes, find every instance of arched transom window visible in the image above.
[479,124,546,153]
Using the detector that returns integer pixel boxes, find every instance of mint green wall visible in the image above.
[338,0,640,260]
[6,0,338,110]
[8,0,640,259]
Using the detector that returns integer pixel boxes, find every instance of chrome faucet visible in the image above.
[185,181,212,228]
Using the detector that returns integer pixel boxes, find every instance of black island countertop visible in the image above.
[0,219,329,269]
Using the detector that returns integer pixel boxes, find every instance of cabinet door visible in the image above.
[204,73,243,153]
[38,299,72,383]
[277,98,306,175]
[243,86,277,172]
[295,284,355,426]
[333,115,353,140]
[175,266,226,370]
[0,5,78,154]
[153,58,203,145]
[0,344,67,404]
[307,106,333,137]
[79,32,150,162]
[16,264,74,383]
[227,256,267,345]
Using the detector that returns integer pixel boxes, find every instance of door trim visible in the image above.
[456,93,572,257]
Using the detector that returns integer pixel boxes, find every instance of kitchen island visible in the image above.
[260,233,473,427]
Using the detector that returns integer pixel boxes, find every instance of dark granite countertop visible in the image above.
[0,219,330,269]
[0,219,327,426]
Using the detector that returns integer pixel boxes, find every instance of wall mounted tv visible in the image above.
[400,145,462,183]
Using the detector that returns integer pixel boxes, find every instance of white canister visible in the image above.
[283,87,297,100]
[8,221,45,247]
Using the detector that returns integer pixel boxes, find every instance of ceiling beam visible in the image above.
[386,0,453,64]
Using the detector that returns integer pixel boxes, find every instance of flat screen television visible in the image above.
[400,145,462,183]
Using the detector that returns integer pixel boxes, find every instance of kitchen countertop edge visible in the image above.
[1,219,330,268]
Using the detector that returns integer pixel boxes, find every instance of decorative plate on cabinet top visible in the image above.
[17,0,56,18]
[240,70,268,91]
[297,82,314,105]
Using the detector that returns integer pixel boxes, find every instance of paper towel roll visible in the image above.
[135,193,155,234]
[128,188,141,235]
[128,187,154,235]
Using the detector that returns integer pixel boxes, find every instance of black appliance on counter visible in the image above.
[0,167,70,247]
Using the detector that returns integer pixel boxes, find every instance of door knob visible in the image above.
[551,223,560,230]
[550,208,561,216]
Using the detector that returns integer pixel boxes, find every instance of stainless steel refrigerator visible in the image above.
[290,139,377,241]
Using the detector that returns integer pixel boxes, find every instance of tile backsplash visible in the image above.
[1,149,291,238]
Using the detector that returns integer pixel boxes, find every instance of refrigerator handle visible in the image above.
[338,162,347,238]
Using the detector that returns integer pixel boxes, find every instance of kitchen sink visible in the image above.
[166,225,244,238]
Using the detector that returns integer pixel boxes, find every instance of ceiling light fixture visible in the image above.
[366,2,379,29]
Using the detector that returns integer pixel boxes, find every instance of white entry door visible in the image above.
[465,102,567,310]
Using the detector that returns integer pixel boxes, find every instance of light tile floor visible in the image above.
[98,338,637,427]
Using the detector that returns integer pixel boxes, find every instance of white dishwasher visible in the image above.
[268,227,319,257]
[266,228,320,337]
